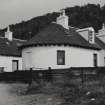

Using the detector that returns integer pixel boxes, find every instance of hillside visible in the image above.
[0,4,105,40]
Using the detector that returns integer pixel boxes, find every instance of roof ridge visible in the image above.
[0,37,6,39]
[0,37,27,42]
[13,38,27,41]
[77,27,93,32]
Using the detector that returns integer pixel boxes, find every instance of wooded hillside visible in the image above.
[0,4,105,40]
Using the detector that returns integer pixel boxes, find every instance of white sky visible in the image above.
[0,0,105,29]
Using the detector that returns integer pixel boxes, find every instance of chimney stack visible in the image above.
[96,23,105,43]
[5,26,13,41]
[56,9,69,29]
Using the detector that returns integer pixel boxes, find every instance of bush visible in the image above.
[60,84,81,103]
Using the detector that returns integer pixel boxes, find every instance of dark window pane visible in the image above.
[57,50,65,65]
[93,54,97,67]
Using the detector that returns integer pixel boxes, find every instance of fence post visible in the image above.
[48,67,51,70]
[81,68,84,88]
[28,68,33,87]
[48,67,53,82]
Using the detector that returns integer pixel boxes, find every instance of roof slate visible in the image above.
[20,23,101,50]
[95,37,105,50]
[0,38,26,57]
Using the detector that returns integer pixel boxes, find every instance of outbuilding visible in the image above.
[0,27,26,72]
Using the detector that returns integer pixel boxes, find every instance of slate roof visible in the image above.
[20,23,101,50]
[95,37,105,50]
[0,38,26,57]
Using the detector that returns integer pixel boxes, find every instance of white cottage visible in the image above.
[20,10,105,70]
[96,23,105,66]
[0,27,26,72]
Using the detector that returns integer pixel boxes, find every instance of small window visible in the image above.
[88,30,93,42]
[93,53,98,67]
[57,50,65,65]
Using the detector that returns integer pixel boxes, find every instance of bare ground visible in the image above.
[0,76,105,105]
[0,83,63,105]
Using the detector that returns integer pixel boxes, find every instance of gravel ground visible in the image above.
[0,83,62,105]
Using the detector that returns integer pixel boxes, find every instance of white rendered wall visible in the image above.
[97,35,105,43]
[0,56,22,72]
[99,50,105,66]
[77,30,89,41]
[97,27,105,43]
[22,46,100,70]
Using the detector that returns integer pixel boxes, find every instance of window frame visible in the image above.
[57,50,65,65]
[93,53,98,67]
[88,30,93,42]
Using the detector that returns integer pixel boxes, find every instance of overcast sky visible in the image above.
[0,0,105,29]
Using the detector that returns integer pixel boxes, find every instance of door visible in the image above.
[93,54,97,67]
[12,60,19,71]
[104,57,105,66]
[26,52,32,69]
